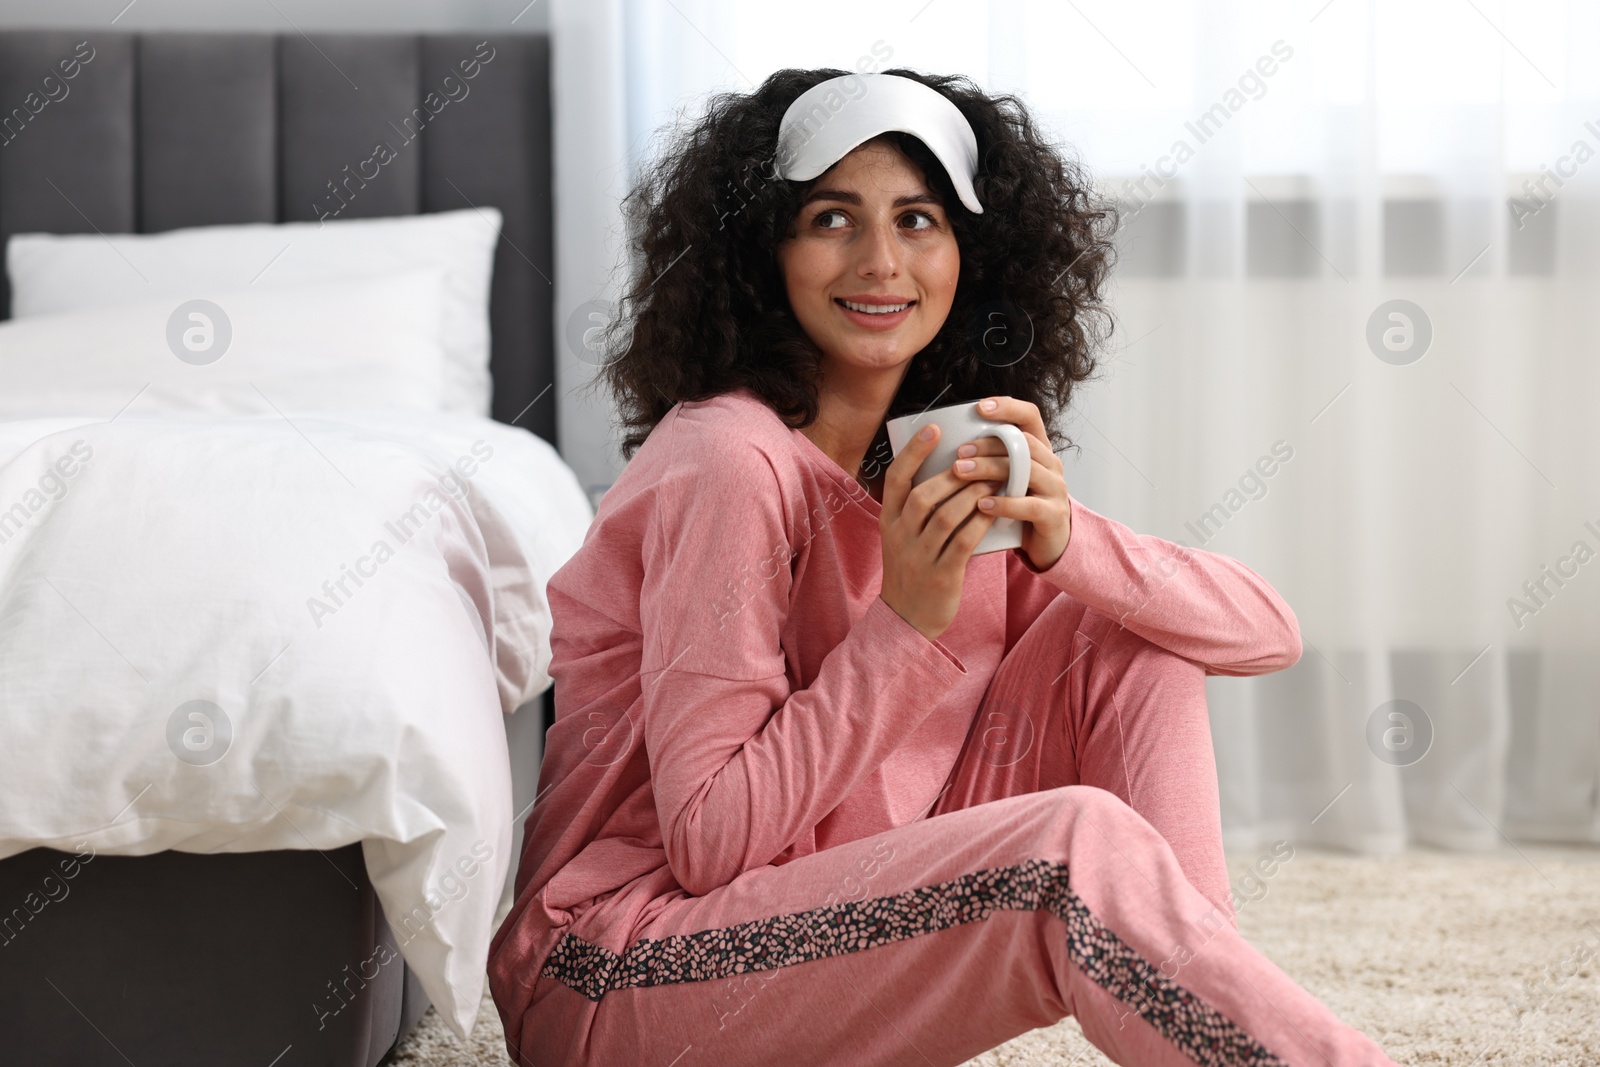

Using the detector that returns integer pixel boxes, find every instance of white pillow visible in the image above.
[6,208,499,415]
[0,270,448,419]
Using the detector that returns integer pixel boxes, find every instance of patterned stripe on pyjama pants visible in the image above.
[541,854,1285,1066]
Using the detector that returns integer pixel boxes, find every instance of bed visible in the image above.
[0,29,582,1066]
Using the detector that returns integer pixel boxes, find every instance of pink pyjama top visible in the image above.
[487,385,1301,1026]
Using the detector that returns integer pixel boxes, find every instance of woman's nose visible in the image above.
[854,210,902,278]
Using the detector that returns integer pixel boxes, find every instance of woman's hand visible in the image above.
[878,423,1000,642]
[955,396,1072,572]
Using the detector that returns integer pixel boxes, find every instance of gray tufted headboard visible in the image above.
[0,30,556,447]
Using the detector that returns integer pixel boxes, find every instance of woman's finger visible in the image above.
[975,395,1050,448]
[881,423,941,523]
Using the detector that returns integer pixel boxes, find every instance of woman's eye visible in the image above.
[812,208,936,231]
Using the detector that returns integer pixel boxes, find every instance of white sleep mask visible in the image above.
[775,73,983,214]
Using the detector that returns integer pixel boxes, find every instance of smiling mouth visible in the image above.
[835,298,915,315]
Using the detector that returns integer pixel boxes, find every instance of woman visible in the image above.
[489,67,1396,1066]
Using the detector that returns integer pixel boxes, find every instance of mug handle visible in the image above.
[986,423,1032,503]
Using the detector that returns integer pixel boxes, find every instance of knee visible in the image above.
[1021,786,1172,878]
[1004,783,1184,883]
[1037,784,1202,889]
[1045,784,1148,838]
[998,783,1134,842]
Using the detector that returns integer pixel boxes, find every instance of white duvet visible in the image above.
[0,409,592,1038]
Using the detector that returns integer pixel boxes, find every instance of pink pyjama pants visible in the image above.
[517,596,1398,1065]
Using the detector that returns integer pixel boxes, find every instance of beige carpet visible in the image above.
[388,845,1600,1066]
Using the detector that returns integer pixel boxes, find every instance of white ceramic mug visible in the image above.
[885,400,1032,556]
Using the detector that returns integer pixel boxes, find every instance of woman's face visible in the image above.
[776,138,960,386]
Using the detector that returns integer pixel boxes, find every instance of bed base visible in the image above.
[0,690,547,1065]
[0,843,415,1066]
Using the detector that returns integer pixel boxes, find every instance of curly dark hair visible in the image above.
[589,66,1120,461]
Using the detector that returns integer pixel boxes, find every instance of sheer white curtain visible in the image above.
[550,0,1600,852]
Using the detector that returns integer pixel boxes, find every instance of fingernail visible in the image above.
[980,399,998,411]
[978,497,996,509]
[918,424,936,440]
[957,443,976,457]
[955,459,975,473]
